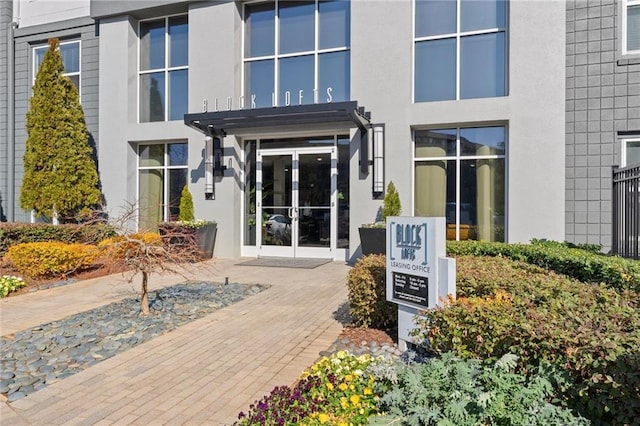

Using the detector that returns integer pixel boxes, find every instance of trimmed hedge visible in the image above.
[0,223,116,257]
[414,255,640,425]
[346,254,396,328]
[447,240,640,292]
[5,242,100,278]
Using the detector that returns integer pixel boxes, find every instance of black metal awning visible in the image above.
[184,101,371,137]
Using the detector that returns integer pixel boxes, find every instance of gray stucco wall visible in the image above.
[0,2,11,221]
[10,17,99,222]
[97,0,566,258]
[565,0,640,248]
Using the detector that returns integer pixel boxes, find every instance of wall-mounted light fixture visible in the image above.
[204,136,214,199]
[372,124,385,197]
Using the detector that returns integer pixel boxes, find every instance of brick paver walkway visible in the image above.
[0,258,350,425]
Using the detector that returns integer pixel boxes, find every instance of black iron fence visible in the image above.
[612,164,640,259]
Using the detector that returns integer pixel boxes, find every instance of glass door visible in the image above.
[257,147,336,258]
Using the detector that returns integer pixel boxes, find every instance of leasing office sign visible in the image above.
[386,217,437,310]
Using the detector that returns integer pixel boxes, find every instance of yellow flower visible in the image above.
[340,397,349,409]
[338,422,348,426]
[350,394,361,406]
[326,382,334,391]
[364,387,373,395]
[350,384,355,391]
[338,383,348,391]
[345,374,353,382]
[318,413,330,424]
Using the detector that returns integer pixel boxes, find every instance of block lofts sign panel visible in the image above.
[386,216,445,311]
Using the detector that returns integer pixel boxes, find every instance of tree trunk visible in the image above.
[140,271,149,316]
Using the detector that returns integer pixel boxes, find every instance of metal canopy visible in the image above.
[184,101,371,137]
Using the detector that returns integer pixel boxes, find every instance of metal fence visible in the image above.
[612,164,640,259]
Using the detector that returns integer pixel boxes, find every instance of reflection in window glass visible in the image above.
[169,16,189,67]
[461,0,506,32]
[169,70,188,121]
[414,127,506,242]
[626,141,640,166]
[245,60,274,108]
[319,0,350,49]
[139,15,188,122]
[279,1,315,54]
[140,72,166,122]
[415,39,456,102]
[245,3,275,57]
[460,33,505,99]
[415,129,457,157]
[244,0,350,106]
[244,141,257,246]
[138,143,188,229]
[415,0,457,37]
[319,51,350,103]
[415,0,507,102]
[279,55,314,105]
[60,43,80,73]
[628,5,640,52]
[460,127,505,156]
[140,19,166,70]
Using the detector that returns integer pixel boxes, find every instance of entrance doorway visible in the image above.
[257,147,336,258]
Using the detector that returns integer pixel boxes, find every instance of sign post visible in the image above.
[386,217,456,350]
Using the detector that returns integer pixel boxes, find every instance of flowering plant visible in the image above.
[169,219,215,229]
[1,275,26,297]
[237,351,383,425]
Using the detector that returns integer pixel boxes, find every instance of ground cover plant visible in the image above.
[369,353,589,425]
[413,255,640,424]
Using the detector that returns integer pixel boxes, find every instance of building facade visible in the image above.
[1,0,637,260]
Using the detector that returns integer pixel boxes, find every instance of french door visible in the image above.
[257,147,336,258]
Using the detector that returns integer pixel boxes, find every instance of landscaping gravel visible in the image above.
[0,281,268,402]
[321,336,404,361]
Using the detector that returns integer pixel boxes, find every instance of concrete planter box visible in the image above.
[358,227,386,256]
[159,222,217,259]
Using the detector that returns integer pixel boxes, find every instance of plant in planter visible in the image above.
[159,185,217,258]
[359,181,402,255]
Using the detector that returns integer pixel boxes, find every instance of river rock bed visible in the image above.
[0,281,268,402]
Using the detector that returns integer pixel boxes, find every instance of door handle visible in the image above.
[288,207,294,219]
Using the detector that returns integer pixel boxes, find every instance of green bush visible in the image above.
[447,240,640,292]
[346,254,396,328]
[5,241,100,278]
[1,275,26,297]
[0,223,115,257]
[370,353,588,426]
[414,255,640,424]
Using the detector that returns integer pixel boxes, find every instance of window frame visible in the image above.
[138,14,189,123]
[412,0,508,103]
[241,0,351,107]
[622,137,640,167]
[412,124,508,241]
[32,39,82,101]
[137,142,189,227]
[623,0,640,56]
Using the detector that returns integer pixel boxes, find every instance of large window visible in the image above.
[34,40,81,92]
[244,0,350,108]
[624,0,640,54]
[139,15,188,122]
[414,0,507,102]
[414,126,506,242]
[138,143,188,230]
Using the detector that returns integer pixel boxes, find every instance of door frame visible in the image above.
[257,146,336,258]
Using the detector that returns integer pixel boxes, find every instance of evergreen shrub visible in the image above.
[0,223,116,257]
[414,255,640,424]
[178,185,195,222]
[5,242,100,278]
[346,254,396,328]
[447,240,640,292]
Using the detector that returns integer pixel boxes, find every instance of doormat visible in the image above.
[236,257,332,269]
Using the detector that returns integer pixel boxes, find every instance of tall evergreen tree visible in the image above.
[21,38,101,222]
